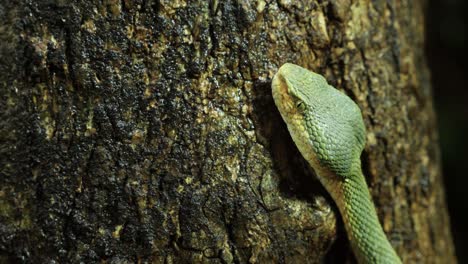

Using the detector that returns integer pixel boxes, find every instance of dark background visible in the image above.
[427,0,468,262]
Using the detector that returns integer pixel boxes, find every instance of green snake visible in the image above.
[272,63,402,264]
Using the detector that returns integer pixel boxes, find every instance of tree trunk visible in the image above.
[0,0,455,263]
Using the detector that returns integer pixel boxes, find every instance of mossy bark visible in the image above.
[0,0,455,263]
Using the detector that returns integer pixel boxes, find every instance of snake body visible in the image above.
[272,63,401,263]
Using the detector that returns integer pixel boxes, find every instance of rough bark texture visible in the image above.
[0,0,456,263]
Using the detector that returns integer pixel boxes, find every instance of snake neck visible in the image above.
[321,166,402,264]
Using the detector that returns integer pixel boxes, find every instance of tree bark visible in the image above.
[0,0,455,263]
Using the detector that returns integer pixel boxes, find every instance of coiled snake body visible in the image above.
[272,63,401,264]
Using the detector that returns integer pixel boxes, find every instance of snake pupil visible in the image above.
[296,101,305,112]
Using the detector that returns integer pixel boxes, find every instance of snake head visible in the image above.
[272,63,366,178]
[272,63,327,117]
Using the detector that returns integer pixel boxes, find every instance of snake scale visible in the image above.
[272,63,402,264]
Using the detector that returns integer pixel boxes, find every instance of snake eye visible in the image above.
[296,101,306,112]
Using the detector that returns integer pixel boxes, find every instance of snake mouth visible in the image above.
[272,70,295,116]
